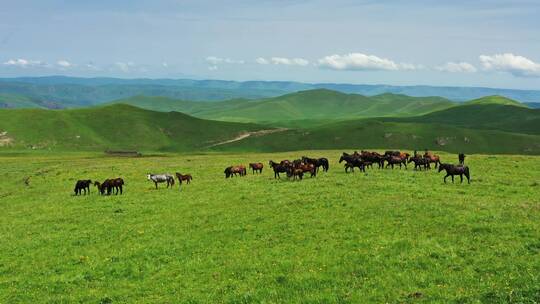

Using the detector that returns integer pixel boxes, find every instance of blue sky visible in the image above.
[1,0,540,89]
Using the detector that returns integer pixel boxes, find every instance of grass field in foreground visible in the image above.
[1,151,539,303]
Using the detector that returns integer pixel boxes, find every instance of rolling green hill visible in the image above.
[465,95,527,107]
[0,93,45,109]
[213,119,540,155]
[0,104,264,151]
[110,89,457,125]
[391,96,540,135]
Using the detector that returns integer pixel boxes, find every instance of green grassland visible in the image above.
[1,151,539,303]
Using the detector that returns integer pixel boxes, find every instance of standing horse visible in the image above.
[95,178,124,195]
[224,165,246,178]
[175,173,193,188]
[408,155,430,170]
[302,156,329,172]
[74,179,92,195]
[147,174,175,189]
[286,167,304,180]
[458,153,466,165]
[249,163,264,174]
[438,164,470,184]
[269,160,288,179]
[385,155,407,169]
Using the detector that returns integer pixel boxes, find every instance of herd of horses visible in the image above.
[73,150,470,196]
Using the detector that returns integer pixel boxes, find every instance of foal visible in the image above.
[175,172,193,188]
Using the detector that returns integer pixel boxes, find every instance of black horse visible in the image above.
[438,164,470,184]
[269,160,289,179]
[74,179,92,195]
[385,155,407,169]
[339,154,365,173]
[458,153,466,165]
[302,156,329,172]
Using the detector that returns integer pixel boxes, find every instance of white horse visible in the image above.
[147,173,175,189]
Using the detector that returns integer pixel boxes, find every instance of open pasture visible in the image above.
[1,151,540,303]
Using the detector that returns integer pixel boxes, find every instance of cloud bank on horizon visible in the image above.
[1,0,539,89]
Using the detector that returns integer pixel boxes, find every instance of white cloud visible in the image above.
[162,62,169,68]
[270,57,309,66]
[256,57,269,65]
[479,53,540,77]
[56,60,72,68]
[436,62,477,73]
[317,53,418,71]
[205,56,244,65]
[3,58,43,68]
[208,65,218,71]
[114,61,135,72]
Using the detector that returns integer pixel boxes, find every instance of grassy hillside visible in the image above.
[465,95,528,107]
[111,89,457,124]
[0,104,264,151]
[1,151,540,302]
[392,96,540,135]
[0,93,45,109]
[213,119,540,154]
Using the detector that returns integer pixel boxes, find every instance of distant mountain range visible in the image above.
[1,76,539,109]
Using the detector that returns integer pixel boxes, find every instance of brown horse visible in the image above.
[295,163,317,177]
[224,165,246,178]
[424,152,441,168]
[287,167,304,180]
[175,173,193,187]
[94,178,124,195]
[385,155,407,169]
[74,179,92,195]
[249,163,264,174]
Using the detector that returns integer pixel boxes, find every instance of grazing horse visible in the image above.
[224,165,246,178]
[175,172,193,187]
[74,179,92,195]
[249,163,264,174]
[438,163,470,184]
[269,160,288,179]
[408,155,431,170]
[95,178,124,195]
[147,174,175,189]
[385,155,407,169]
[458,153,466,165]
[424,152,441,168]
[295,163,317,177]
[302,156,329,172]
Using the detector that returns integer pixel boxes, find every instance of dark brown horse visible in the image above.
[407,155,431,170]
[249,163,264,174]
[302,156,329,172]
[175,173,193,187]
[224,165,246,178]
[385,155,407,169]
[361,151,385,169]
[269,160,288,179]
[94,178,124,195]
[438,163,470,184]
[74,179,92,195]
[296,163,317,177]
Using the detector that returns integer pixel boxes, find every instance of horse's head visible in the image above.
[438,164,447,173]
[147,174,152,180]
[93,181,101,187]
[339,156,344,163]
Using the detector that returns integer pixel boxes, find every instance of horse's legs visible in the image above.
[451,175,454,183]
[444,174,449,183]
[460,174,463,183]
